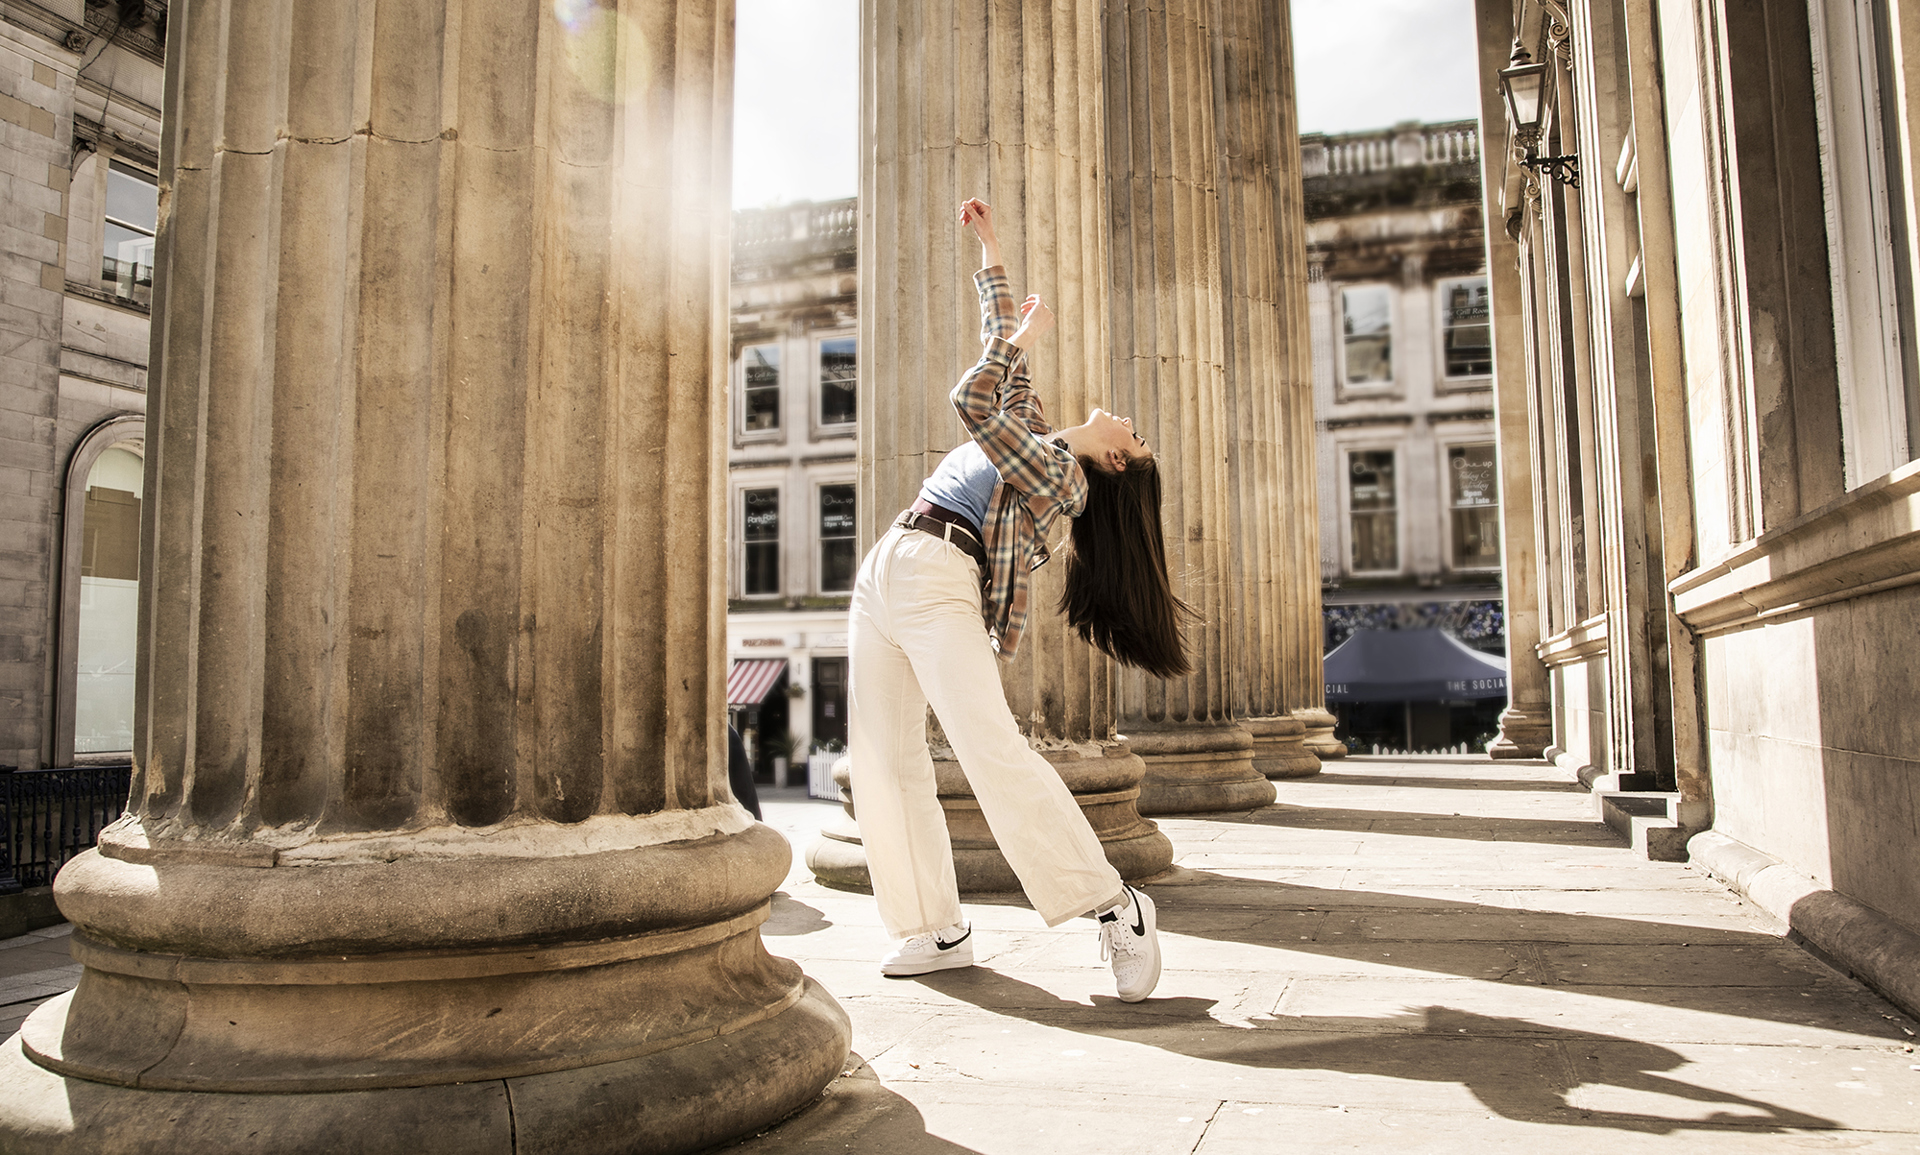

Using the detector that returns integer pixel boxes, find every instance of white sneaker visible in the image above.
[880,922,974,976]
[1098,886,1160,1002]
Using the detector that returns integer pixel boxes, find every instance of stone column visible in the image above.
[0,4,849,1152]
[1473,0,1552,759]
[807,0,1172,894]
[1211,0,1318,778]
[1105,0,1274,813]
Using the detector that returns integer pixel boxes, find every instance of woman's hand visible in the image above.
[960,197,1002,269]
[1009,294,1054,348]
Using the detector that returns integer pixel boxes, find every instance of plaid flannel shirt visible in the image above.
[950,266,1087,662]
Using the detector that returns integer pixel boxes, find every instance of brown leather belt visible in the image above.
[897,499,988,568]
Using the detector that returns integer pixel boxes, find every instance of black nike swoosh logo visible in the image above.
[1131,905,1145,936]
[937,927,972,951]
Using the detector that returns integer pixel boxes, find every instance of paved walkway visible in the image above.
[741,757,1920,1153]
[0,757,1913,1152]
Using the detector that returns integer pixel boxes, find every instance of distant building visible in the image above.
[724,198,858,783]
[1,1,166,770]
[1301,119,1504,752]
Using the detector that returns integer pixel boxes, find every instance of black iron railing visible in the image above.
[0,766,132,892]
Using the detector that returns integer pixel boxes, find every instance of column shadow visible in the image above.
[726,1053,984,1154]
[916,971,1841,1135]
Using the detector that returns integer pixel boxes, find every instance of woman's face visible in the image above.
[1085,408,1153,473]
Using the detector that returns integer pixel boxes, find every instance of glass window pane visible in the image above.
[743,345,780,432]
[743,488,779,595]
[1342,286,1393,383]
[76,446,143,753]
[1448,444,1501,568]
[1442,278,1492,377]
[818,483,855,592]
[819,337,856,426]
[1347,450,1397,571]
[106,167,158,234]
[103,223,155,297]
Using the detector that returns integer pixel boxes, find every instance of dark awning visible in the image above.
[726,658,788,706]
[1323,628,1507,702]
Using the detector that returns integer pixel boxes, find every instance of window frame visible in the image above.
[1441,439,1502,572]
[101,160,158,305]
[1342,444,1403,576]
[1434,275,1494,386]
[735,340,784,444]
[1809,0,1919,488]
[814,477,858,595]
[813,331,858,437]
[1336,282,1397,396]
[738,483,783,598]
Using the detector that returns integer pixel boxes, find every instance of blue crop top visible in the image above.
[916,441,998,536]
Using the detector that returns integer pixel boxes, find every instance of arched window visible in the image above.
[56,417,145,764]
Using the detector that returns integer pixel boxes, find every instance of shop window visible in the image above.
[1342,286,1393,384]
[742,344,780,433]
[103,164,156,305]
[743,488,780,595]
[819,336,856,427]
[818,483,855,593]
[1448,444,1501,569]
[1347,450,1397,572]
[812,656,848,748]
[75,446,143,752]
[1439,277,1492,377]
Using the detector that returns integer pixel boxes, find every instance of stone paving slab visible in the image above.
[734,759,1920,1153]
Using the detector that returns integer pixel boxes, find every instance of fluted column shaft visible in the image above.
[1105,0,1273,813]
[813,0,1171,893]
[1211,0,1320,778]
[1474,0,1551,759]
[3,4,849,1151]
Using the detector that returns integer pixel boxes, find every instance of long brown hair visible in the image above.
[1057,455,1193,679]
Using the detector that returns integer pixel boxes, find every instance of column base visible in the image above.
[0,978,848,1155]
[1245,715,1320,779]
[805,744,1174,893]
[1130,723,1275,816]
[1293,707,1347,760]
[3,817,850,1155]
[1486,702,1552,759]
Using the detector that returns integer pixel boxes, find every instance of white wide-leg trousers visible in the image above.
[849,525,1123,939]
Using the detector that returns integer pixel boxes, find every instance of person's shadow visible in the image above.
[916,969,1841,1135]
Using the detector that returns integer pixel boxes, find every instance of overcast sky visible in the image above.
[731,0,1482,208]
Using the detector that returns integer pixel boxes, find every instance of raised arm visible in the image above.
[950,293,1080,508]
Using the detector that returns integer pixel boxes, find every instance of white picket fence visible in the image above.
[1368,742,1480,756]
[806,752,842,801]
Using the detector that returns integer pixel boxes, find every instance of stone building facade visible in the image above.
[1302,119,1506,751]
[725,197,858,781]
[1,0,164,772]
[1476,0,1920,1011]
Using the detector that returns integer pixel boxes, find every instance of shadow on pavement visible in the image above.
[766,895,833,936]
[929,869,1916,1042]
[917,971,1842,1136]
[1244,803,1619,846]
[724,1053,983,1154]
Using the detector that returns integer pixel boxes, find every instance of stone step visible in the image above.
[1596,790,1690,862]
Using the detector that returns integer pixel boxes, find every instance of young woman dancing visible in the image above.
[847,198,1190,1003]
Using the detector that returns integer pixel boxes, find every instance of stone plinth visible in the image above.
[1488,702,1553,759]
[808,746,1173,893]
[0,3,850,1151]
[1129,723,1274,815]
[1296,707,1348,759]
[1247,715,1319,778]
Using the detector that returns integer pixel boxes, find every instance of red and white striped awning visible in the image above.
[726,658,788,706]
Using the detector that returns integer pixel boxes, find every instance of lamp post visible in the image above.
[1497,42,1579,188]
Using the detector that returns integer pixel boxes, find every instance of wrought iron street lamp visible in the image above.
[1498,42,1580,188]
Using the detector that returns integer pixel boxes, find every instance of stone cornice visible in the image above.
[1536,612,1608,665]
[1670,459,1920,634]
